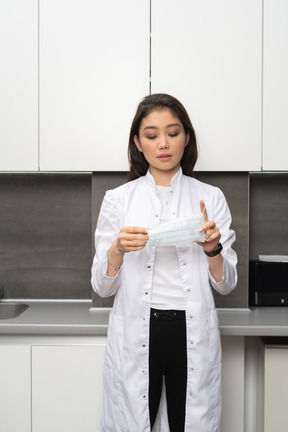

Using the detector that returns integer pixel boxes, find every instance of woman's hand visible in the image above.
[198,200,224,282]
[107,226,148,276]
[115,226,149,253]
[198,200,221,253]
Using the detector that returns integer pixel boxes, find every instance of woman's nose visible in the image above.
[158,135,169,149]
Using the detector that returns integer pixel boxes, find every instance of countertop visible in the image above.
[1,299,288,337]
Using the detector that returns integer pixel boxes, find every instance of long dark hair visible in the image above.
[128,93,198,181]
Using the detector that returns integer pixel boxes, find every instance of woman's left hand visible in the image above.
[197,200,221,253]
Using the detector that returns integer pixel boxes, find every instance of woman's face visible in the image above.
[134,109,189,185]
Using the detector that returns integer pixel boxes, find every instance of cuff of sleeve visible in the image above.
[103,267,122,281]
[208,259,235,295]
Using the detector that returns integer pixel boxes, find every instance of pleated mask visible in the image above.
[148,212,206,247]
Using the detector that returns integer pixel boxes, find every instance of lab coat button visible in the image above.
[142,344,146,347]
[147,265,151,269]
[145,291,148,295]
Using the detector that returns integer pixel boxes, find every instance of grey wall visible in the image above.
[249,173,288,259]
[196,173,249,308]
[0,173,92,299]
[1,171,286,307]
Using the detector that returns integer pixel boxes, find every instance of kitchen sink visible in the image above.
[0,302,30,320]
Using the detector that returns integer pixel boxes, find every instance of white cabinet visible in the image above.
[263,0,288,171]
[0,346,31,432]
[39,0,149,171]
[0,0,38,171]
[32,345,105,432]
[151,0,262,171]
[264,345,288,432]
[221,336,245,432]
[0,336,248,431]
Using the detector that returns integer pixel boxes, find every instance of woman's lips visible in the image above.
[157,154,172,161]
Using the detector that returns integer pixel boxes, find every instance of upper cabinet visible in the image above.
[1,0,288,172]
[151,0,262,171]
[0,0,38,171]
[263,0,288,171]
[39,0,150,171]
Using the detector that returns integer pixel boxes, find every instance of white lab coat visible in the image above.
[91,169,237,432]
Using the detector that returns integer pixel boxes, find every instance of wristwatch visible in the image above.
[204,242,223,257]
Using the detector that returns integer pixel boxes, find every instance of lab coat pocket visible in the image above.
[105,314,124,370]
[207,309,222,365]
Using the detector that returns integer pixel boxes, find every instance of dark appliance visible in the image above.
[249,260,288,306]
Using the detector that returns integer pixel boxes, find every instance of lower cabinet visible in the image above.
[264,345,288,432]
[0,345,31,432]
[0,336,247,432]
[32,345,105,432]
[221,336,245,432]
[0,342,105,432]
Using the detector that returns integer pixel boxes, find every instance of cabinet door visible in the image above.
[0,0,38,171]
[0,346,31,432]
[32,345,105,432]
[221,336,245,432]
[151,0,262,171]
[264,346,288,431]
[39,0,149,171]
[263,0,288,171]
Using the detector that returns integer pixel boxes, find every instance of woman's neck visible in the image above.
[149,167,180,186]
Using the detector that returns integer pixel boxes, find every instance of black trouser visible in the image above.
[149,308,187,432]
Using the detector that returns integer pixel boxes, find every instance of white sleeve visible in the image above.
[208,187,238,295]
[91,190,122,298]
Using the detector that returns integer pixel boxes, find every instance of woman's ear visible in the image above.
[185,132,190,147]
[134,135,143,152]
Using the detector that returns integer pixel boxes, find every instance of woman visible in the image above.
[91,93,237,432]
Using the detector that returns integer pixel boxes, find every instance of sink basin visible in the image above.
[0,302,30,320]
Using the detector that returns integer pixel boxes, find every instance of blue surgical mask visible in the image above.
[148,213,205,247]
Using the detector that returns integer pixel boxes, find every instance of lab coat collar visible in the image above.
[145,167,183,193]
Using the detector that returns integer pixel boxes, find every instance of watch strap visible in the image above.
[204,242,223,257]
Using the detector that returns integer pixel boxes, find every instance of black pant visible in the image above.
[149,308,187,432]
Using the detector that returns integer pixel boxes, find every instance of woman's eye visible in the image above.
[169,133,179,137]
[146,135,157,140]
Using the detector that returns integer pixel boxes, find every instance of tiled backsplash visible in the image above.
[0,173,92,299]
[1,171,286,308]
[249,173,288,259]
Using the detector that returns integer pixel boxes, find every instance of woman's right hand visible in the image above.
[107,227,149,276]
[115,226,149,253]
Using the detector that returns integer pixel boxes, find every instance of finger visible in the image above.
[120,241,148,252]
[119,233,149,243]
[200,200,208,224]
[121,226,148,234]
[198,219,214,234]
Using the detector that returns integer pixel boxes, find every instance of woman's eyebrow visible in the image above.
[167,123,181,128]
[143,125,157,131]
[143,123,181,131]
